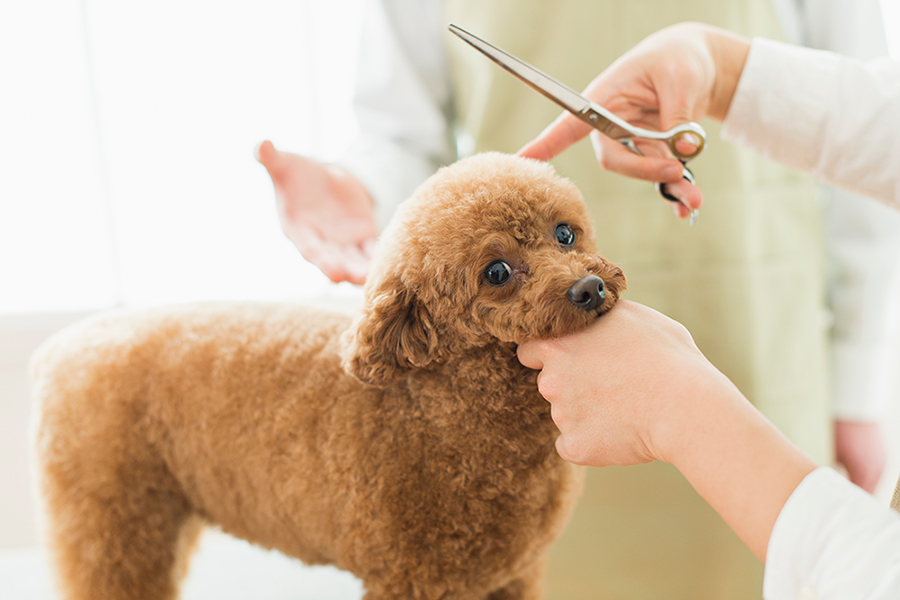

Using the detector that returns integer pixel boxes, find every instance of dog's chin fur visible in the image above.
[30,152,625,600]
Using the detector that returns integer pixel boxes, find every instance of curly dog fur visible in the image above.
[30,153,626,600]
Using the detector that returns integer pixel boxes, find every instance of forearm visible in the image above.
[660,371,817,562]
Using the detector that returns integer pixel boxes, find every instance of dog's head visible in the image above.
[341,153,626,386]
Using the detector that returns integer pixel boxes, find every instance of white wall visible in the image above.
[0,0,365,548]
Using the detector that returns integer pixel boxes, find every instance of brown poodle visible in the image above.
[30,153,626,600]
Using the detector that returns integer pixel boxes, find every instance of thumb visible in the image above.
[516,340,545,370]
[518,112,592,162]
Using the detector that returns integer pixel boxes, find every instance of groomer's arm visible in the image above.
[517,301,900,598]
[517,300,815,562]
[654,370,816,564]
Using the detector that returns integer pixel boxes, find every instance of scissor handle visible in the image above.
[580,102,706,162]
[663,123,706,161]
[621,137,701,226]
[623,121,706,161]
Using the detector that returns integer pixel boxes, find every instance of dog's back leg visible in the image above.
[37,441,204,600]
[31,343,202,600]
[36,438,203,600]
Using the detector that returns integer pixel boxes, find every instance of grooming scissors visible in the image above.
[449,24,705,226]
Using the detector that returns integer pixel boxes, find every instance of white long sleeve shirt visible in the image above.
[336,0,454,230]
[723,39,900,599]
[721,38,900,205]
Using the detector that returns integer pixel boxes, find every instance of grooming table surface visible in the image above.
[1,530,364,600]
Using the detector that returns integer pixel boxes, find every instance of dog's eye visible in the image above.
[555,223,575,247]
[484,260,512,286]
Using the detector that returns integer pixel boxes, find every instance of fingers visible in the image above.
[316,244,372,285]
[555,434,590,466]
[588,131,682,183]
[661,179,703,215]
[327,245,372,285]
[287,223,374,285]
[518,112,593,162]
[254,139,279,169]
[588,132,703,217]
[517,90,706,225]
[657,93,702,139]
[255,139,293,188]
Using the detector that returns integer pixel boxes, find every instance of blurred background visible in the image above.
[1,0,364,316]
[2,0,900,597]
[0,1,367,596]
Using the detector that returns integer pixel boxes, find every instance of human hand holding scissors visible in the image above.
[450,23,710,224]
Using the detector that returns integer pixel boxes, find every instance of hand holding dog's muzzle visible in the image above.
[517,300,717,469]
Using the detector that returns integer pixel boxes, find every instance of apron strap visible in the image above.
[891,474,900,512]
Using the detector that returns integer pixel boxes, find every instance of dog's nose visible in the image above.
[567,275,606,310]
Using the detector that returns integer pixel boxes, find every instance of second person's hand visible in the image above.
[834,420,887,494]
[255,140,378,285]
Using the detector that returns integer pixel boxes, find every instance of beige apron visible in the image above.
[444,1,831,598]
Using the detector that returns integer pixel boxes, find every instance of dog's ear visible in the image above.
[340,284,440,387]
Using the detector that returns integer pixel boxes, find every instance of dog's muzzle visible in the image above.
[567,275,606,311]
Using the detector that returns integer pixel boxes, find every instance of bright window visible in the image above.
[0,0,364,314]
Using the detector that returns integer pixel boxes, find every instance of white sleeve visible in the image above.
[721,38,900,207]
[337,0,456,230]
[764,467,900,600]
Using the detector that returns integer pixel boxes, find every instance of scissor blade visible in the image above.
[449,24,590,116]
